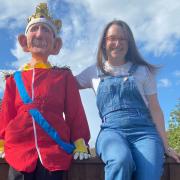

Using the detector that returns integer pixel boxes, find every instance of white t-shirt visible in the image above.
[76,62,157,107]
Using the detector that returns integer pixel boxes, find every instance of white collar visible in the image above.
[104,61,132,76]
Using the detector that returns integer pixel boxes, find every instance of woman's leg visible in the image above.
[96,129,135,180]
[132,136,164,180]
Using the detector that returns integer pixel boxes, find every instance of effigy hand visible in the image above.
[73,138,91,160]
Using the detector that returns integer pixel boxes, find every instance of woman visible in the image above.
[76,20,180,180]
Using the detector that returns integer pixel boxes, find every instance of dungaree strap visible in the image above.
[13,71,75,154]
[97,67,107,79]
[128,64,138,75]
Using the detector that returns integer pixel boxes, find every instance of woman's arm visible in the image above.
[75,65,97,90]
[76,79,85,89]
[147,94,180,163]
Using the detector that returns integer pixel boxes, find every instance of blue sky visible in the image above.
[0,0,180,147]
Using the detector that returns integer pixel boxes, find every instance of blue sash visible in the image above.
[14,71,75,154]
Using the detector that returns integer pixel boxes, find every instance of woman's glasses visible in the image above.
[105,35,127,43]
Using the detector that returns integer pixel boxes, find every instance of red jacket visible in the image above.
[0,67,90,172]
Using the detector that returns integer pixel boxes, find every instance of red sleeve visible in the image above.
[0,76,17,139]
[64,71,90,145]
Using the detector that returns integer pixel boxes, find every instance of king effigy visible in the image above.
[0,3,90,179]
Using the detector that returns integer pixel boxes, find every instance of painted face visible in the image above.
[26,23,55,58]
[105,24,128,65]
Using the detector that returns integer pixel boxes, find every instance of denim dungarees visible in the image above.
[96,64,164,180]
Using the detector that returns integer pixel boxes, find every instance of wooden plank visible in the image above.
[65,158,104,180]
[0,159,9,180]
[1,157,180,180]
[161,162,169,180]
[169,163,180,180]
[67,163,104,180]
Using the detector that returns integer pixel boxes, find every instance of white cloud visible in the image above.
[4,0,180,70]
[0,76,5,96]
[67,0,180,56]
[158,78,172,88]
[11,38,31,69]
[0,0,47,29]
[173,70,180,77]
[49,37,98,74]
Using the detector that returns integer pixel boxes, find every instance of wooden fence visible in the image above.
[0,157,180,180]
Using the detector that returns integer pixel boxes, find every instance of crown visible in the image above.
[25,3,62,36]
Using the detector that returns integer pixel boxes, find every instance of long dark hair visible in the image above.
[97,20,158,74]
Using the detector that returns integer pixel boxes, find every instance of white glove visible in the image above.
[73,152,91,160]
[0,152,5,158]
[73,138,91,160]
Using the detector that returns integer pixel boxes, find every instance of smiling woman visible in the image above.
[104,24,128,66]
[76,19,180,180]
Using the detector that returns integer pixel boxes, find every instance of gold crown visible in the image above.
[27,3,61,33]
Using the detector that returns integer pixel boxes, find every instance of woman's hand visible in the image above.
[165,147,180,163]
